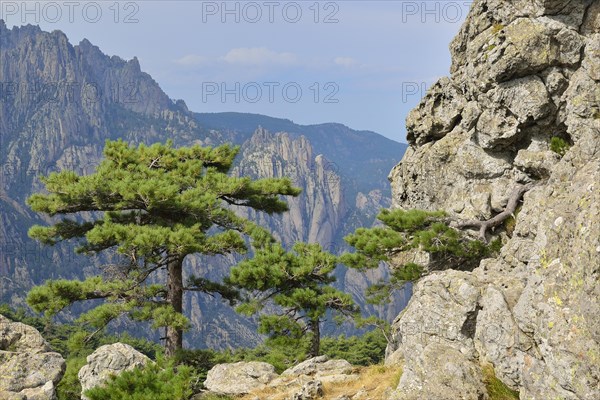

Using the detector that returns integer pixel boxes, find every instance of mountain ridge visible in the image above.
[0,20,408,348]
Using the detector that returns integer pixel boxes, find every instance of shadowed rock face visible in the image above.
[386,0,600,399]
[0,314,65,400]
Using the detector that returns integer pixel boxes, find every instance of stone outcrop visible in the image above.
[282,356,353,379]
[0,314,65,400]
[276,355,358,385]
[78,342,151,399]
[203,361,278,395]
[204,357,358,398]
[390,343,487,400]
[386,0,600,399]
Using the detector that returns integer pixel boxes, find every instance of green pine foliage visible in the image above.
[229,242,358,357]
[176,329,388,379]
[25,139,300,355]
[321,329,388,366]
[83,358,193,400]
[57,355,88,400]
[342,209,500,304]
[175,338,307,377]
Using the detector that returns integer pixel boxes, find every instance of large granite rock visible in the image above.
[280,356,357,385]
[0,314,65,400]
[387,0,600,399]
[282,355,353,378]
[203,357,357,398]
[204,361,278,395]
[78,342,151,399]
[389,343,487,400]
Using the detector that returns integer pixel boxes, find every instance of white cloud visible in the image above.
[221,47,297,66]
[334,57,359,67]
[173,54,209,67]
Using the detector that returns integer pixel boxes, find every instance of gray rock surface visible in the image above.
[289,380,324,400]
[204,361,278,395]
[282,355,353,377]
[389,343,487,400]
[387,0,600,399]
[281,356,358,384]
[78,342,151,400]
[0,314,65,400]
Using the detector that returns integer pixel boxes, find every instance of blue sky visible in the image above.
[2,1,473,143]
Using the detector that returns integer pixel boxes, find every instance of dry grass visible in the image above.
[240,364,402,400]
[322,365,402,399]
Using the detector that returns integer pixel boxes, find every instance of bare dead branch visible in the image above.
[454,182,536,242]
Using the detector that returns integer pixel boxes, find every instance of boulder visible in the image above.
[283,355,352,377]
[282,355,357,384]
[0,314,65,400]
[78,342,151,399]
[204,361,278,395]
[289,380,323,400]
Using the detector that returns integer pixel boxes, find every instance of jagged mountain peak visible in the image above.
[0,22,407,348]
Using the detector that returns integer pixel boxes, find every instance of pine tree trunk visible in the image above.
[165,256,183,357]
[308,318,321,358]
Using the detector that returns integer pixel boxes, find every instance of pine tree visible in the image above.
[341,209,500,304]
[26,139,301,356]
[229,242,358,358]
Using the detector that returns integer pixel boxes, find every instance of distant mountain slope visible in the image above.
[196,112,407,194]
[0,20,408,348]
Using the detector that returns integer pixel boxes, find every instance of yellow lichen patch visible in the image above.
[492,23,505,34]
[552,294,563,306]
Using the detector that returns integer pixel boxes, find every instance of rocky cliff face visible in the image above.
[0,20,204,302]
[0,21,407,348]
[386,1,599,399]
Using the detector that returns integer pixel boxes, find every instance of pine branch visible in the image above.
[454,183,536,242]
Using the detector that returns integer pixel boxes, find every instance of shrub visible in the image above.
[550,136,570,156]
[56,355,88,400]
[321,329,388,366]
[84,358,193,400]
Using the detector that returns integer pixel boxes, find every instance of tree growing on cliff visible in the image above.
[229,242,358,357]
[26,139,301,356]
[341,209,500,304]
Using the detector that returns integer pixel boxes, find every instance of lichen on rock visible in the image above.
[386,0,600,399]
[0,314,65,400]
